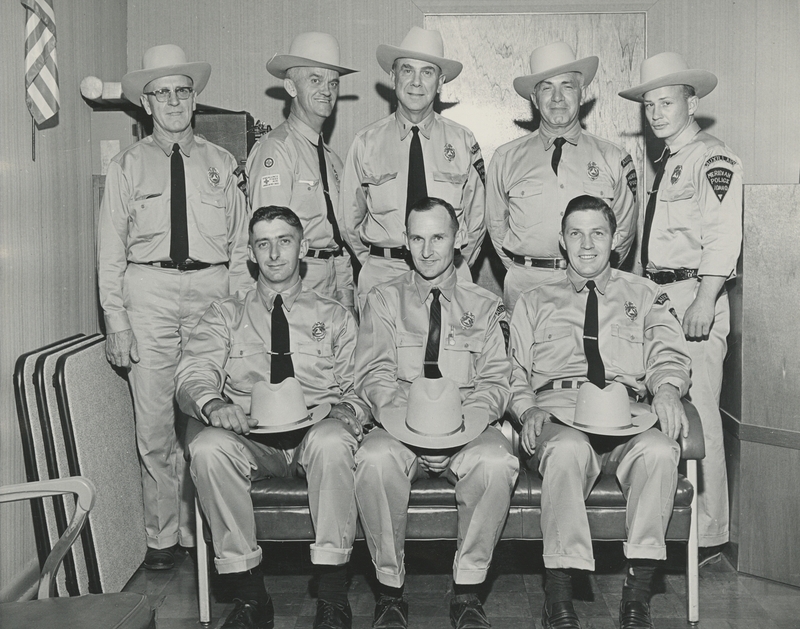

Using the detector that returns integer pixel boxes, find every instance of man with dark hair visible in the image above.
[247,33,358,312]
[354,197,518,629]
[620,53,743,566]
[339,27,486,313]
[98,45,251,571]
[509,195,691,629]
[487,43,637,312]
[176,206,368,629]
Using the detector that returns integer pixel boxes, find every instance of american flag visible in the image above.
[21,0,60,126]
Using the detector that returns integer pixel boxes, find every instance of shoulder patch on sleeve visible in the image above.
[261,174,281,188]
[655,292,669,306]
[471,142,480,155]
[473,158,486,185]
[626,170,638,196]
[704,154,737,168]
[706,167,733,202]
[621,154,633,169]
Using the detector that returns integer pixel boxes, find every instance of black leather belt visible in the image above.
[369,245,409,260]
[503,248,567,270]
[306,248,343,259]
[140,260,227,271]
[645,268,698,284]
[536,380,641,401]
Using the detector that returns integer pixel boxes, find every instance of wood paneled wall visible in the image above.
[0,0,126,601]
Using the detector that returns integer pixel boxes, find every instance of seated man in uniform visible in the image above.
[508,195,692,629]
[354,197,519,629]
[175,206,368,629]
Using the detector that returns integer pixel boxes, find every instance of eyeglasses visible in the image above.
[143,86,194,102]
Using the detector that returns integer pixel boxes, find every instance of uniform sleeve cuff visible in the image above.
[104,311,131,334]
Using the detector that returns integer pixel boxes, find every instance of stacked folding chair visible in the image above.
[14,334,147,594]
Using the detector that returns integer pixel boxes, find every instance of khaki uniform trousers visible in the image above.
[503,264,565,315]
[300,254,355,314]
[664,279,730,546]
[354,426,519,587]
[357,254,472,315]
[534,421,680,571]
[125,263,229,549]
[188,418,359,575]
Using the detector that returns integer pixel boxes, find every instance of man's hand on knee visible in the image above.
[327,403,363,442]
[202,399,256,435]
[105,330,139,368]
[520,407,548,456]
[652,384,688,442]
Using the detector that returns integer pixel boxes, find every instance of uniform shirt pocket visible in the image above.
[608,324,645,374]
[361,171,399,215]
[196,192,228,241]
[583,180,614,202]
[225,342,269,392]
[130,194,168,241]
[658,181,696,229]
[295,340,335,377]
[440,329,485,386]
[508,180,544,228]
[396,332,424,383]
[532,325,573,372]
[429,171,469,209]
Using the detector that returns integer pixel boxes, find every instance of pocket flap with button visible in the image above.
[508,180,544,199]
[362,171,398,186]
[583,181,613,200]
[295,341,333,358]
[397,333,424,348]
[534,325,572,344]
[659,183,695,202]
[229,343,266,358]
[611,325,644,344]
[432,171,468,186]
[443,329,485,353]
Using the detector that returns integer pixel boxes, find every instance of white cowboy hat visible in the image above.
[513,42,598,100]
[619,52,717,102]
[539,382,658,437]
[249,377,331,434]
[267,32,357,79]
[376,26,463,83]
[381,377,488,449]
[122,44,211,105]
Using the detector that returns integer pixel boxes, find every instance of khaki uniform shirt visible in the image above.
[509,266,690,419]
[339,110,486,266]
[175,278,368,423]
[356,267,510,423]
[245,114,344,251]
[486,122,637,267]
[98,132,250,333]
[647,121,743,276]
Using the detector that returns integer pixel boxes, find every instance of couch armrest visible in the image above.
[0,477,96,599]
[680,400,705,460]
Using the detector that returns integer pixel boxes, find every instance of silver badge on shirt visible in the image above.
[460,312,475,329]
[671,165,682,185]
[311,322,326,341]
[207,167,221,186]
[587,161,600,180]
[624,301,638,321]
[444,143,456,162]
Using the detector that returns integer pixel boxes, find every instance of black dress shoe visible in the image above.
[450,593,491,628]
[619,600,654,629]
[314,599,352,629]
[222,597,275,629]
[373,595,408,629]
[698,545,724,568]
[542,600,582,629]
[143,545,177,571]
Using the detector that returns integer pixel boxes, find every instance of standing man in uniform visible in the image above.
[339,27,487,312]
[247,32,358,312]
[509,195,691,629]
[98,45,251,571]
[176,206,368,629]
[487,42,637,312]
[620,53,742,565]
[354,198,518,629]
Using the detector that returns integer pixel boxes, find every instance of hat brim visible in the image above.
[380,406,488,449]
[543,401,660,437]
[618,69,717,102]
[513,56,598,99]
[122,61,211,105]
[266,54,358,79]
[250,402,332,434]
[375,45,463,83]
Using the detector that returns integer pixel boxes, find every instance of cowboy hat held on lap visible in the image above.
[267,32,357,79]
[249,377,331,434]
[122,44,211,104]
[376,26,462,82]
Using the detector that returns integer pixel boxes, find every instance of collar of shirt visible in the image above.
[395,109,436,140]
[257,276,304,311]
[566,265,612,294]
[288,112,325,148]
[412,266,457,304]
[151,128,195,157]
[665,120,701,155]
[539,119,582,150]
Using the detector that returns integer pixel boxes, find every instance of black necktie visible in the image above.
[170,143,189,263]
[270,294,294,384]
[640,147,671,269]
[406,126,428,217]
[316,137,344,249]
[583,280,605,389]
[424,288,443,379]
[551,137,567,176]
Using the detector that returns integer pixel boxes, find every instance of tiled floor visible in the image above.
[124,541,800,628]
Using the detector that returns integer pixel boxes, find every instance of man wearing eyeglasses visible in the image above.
[98,44,251,572]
